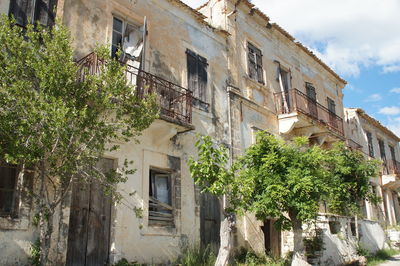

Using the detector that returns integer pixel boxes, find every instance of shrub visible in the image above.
[174,246,216,266]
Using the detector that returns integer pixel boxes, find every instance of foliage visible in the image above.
[326,143,381,215]
[173,246,216,266]
[356,244,371,257]
[190,132,380,232]
[365,249,400,266]
[234,250,289,266]
[0,15,158,265]
[29,239,41,266]
[113,258,143,266]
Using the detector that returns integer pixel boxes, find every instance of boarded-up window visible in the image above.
[9,0,57,27]
[0,165,18,217]
[378,139,386,161]
[248,43,264,84]
[187,49,208,103]
[366,131,374,157]
[149,169,174,227]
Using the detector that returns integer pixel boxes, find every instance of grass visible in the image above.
[174,246,216,266]
[366,249,400,266]
[234,250,290,266]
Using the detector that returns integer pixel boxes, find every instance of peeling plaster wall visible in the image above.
[345,108,400,226]
[60,0,229,264]
[0,0,9,15]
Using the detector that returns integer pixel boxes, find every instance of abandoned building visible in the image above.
[0,0,399,265]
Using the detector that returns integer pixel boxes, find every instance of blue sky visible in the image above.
[183,0,400,136]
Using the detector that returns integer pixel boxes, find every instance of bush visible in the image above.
[174,246,216,266]
[234,249,289,266]
[29,239,41,266]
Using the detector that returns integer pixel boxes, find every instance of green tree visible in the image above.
[0,16,158,265]
[189,132,379,265]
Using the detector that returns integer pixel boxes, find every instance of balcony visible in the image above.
[274,89,344,141]
[77,53,194,129]
[382,159,400,189]
[346,139,363,152]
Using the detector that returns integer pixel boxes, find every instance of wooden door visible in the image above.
[66,158,114,266]
[261,219,281,257]
[200,193,221,252]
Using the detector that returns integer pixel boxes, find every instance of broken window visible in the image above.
[111,17,144,63]
[0,165,18,217]
[248,42,264,84]
[149,169,174,227]
[366,131,374,158]
[9,0,58,27]
[187,49,208,107]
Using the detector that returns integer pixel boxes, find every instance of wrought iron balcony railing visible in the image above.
[274,89,344,136]
[346,139,363,151]
[76,53,193,125]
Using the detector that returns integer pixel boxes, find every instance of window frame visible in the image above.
[186,49,209,109]
[111,16,143,60]
[0,164,19,218]
[8,0,57,27]
[366,131,374,158]
[247,42,264,84]
[148,167,175,227]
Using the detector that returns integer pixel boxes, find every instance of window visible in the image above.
[390,145,396,161]
[0,165,18,217]
[327,97,336,115]
[248,43,264,84]
[378,139,386,161]
[9,0,58,27]
[306,83,317,118]
[149,169,174,226]
[111,17,144,61]
[366,131,374,157]
[187,49,208,104]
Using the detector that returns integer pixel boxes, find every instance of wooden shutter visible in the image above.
[248,45,257,79]
[35,0,57,27]
[379,140,386,161]
[197,55,208,102]
[306,84,316,101]
[390,146,396,161]
[187,50,198,96]
[327,97,336,114]
[256,51,264,84]
[366,132,374,157]
[9,0,34,26]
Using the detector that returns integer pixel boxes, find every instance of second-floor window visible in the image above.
[327,97,336,115]
[306,83,317,118]
[378,139,386,161]
[390,145,396,161]
[248,43,264,84]
[187,49,208,102]
[111,17,144,61]
[366,131,374,157]
[9,0,57,27]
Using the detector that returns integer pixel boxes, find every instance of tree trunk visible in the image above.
[38,162,53,266]
[215,213,235,266]
[290,214,310,266]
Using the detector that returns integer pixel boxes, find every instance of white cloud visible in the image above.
[183,0,400,77]
[383,65,400,73]
[386,117,400,137]
[390,88,400,94]
[364,94,382,102]
[378,106,400,116]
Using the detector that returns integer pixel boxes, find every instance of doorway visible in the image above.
[66,158,114,266]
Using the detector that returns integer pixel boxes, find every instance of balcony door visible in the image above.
[306,83,318,119]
